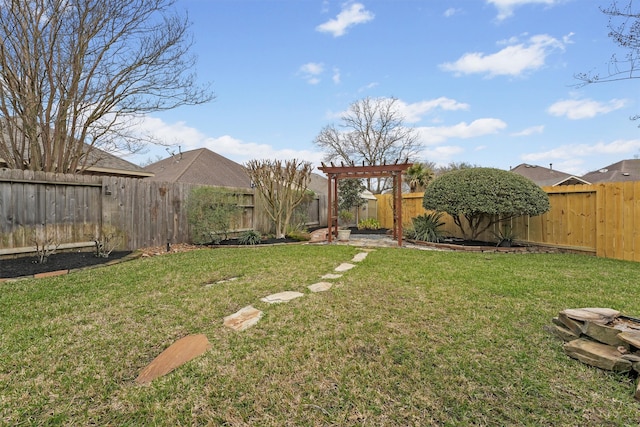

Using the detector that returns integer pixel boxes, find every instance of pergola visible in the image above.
[318,161,413,247]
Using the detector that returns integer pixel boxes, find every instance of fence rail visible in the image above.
[377,182,640,262]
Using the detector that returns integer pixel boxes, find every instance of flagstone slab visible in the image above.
[223,305,263,331]
[260,291,305,304]
[308,282,333,293]
[352,252,368,262]
[321,273,342,279]
[335,263,355,272]
[136,334,211,384]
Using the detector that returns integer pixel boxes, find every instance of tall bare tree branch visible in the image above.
[0,0,214,173]
[314,96,420,193]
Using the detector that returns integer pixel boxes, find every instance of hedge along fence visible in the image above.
[0,169,325,254]
[377,182,640,263]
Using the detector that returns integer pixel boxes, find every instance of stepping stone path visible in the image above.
[223,305,264,331]
[308,282,333,293]
[136,334,211,384]
[352,252,368,262]
[261,291,304,304]
[335,263,356,272]
[137,251,371,383]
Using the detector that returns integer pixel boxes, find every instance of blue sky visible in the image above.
[129,0,640,176]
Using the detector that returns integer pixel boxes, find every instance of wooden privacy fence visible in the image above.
[377,182,640,262]
[0,169,325,254]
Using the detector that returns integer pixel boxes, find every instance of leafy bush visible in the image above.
[237,230,262,245]
[423,167,550,240]
[187,187,242,244]
[357,218,380,230]
[286,230,311,241]
[408,212,445,242]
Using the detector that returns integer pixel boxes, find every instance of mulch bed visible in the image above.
[1,251,133,279]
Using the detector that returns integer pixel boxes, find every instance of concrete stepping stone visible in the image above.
[223,305,263,331]
[352,252,368,262]
[321,273,342,279]
[308,282,333,293]
[261,291,304,304]
[136,334,211,384]
[335,263,355,272]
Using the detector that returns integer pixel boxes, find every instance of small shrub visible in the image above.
[237,230,262,245]
[187,187,242,244]
[493,224,518,247]
[409,212,445,243]
[358,218,380,230]
[286,230,311,241]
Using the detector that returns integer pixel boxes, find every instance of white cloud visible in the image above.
[419,145,465,165]
[511,125,544,136]
[416,118,507,145]
[129,116,325,167]
[332,67,341,84]
[487,0,560,21]
[298,62,324,84]
[547,98,630,120]
[440,33,569,78]
[397,98,470,123]
[316,2,374,37]
[444,8,461,17]
[523,139,640,162]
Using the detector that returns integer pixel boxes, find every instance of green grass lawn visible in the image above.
[2,245,640,426]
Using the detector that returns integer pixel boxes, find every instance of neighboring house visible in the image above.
[0,146,153,178]
[143,148,251,188]
[0,122,152,178]
[510,163,590,186]
[308,172,329,197]
[581,159,640,183]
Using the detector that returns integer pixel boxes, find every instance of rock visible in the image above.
[335,263,355,272]
[561,308,620,324]
[136,334,211,384]
[223,306,263,331]
[617,331,640,349]
[308,282,333,292]
[260,291,304,304]
[563,338,632,372]
[621,353,640,362]
[558,312,584,336]
[581,321,625,346]
[548,323,579,342]
[636,378,640,401]
[321,273,342,279]
[352,252,368,262]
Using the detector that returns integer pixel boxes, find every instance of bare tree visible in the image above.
[314,96,420,193]
[576,1,640,120]
[245,159,313,239]
[0,0,213,173]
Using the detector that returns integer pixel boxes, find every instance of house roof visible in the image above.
[510,163,590,186]
[308,172,328,195]
[143,148,251,188]
[581,159,640,183]
[0,120,152,177]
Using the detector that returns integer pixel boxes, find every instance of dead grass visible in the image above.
[1,245,640,425]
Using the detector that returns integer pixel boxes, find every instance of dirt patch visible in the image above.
[0,251,133,279]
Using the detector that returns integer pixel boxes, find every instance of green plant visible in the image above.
[286,230,311,241]
[357,218,380,230]
[237,230,262,245]
[408,212,445,242]
[187,187,242,244]
[338,209,354,228]
[423,167,550,240]
[338,178,366,212]
[493,224,518,247]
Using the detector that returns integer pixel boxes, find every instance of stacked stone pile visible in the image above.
[549,307,640,401]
